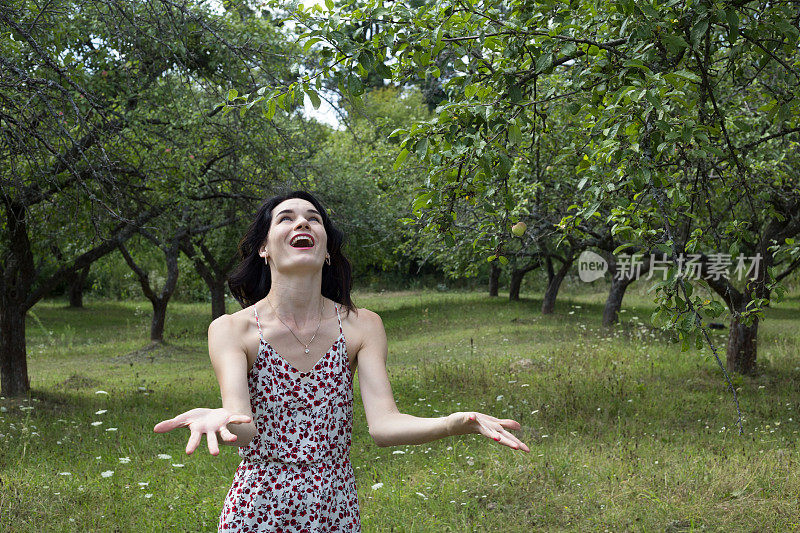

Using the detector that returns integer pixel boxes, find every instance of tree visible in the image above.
[254,0,800,381]
[0,0,298,395]
[179,223,242,320]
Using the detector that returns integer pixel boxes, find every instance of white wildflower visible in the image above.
[100,470,114,478]
[95,391,108,395]
[157,454,172,460]
[95,410,107,415]
[371,482,384,490]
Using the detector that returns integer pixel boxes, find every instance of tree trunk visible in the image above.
[178,237,237,320]
[603,276,630,327]
[0,303,29,396]
[509,270,525,301]
[210,282,226,319]
[489,263,500,297]
[727,315,758,375]
[151,299,167,343]
[601,255,648,327]
[542,259,573,314]
[149,246,180,342]
[68,266,90,308]
[119,239,180,344]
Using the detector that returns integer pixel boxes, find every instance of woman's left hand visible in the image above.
[446,411,530,452]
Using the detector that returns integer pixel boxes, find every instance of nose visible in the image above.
[293,217,311,230]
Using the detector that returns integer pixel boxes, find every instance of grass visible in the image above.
[1,288,800,532]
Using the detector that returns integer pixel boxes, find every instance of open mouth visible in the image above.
[290,234,314,248]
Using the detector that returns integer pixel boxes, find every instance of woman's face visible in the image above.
[259,198,328,272]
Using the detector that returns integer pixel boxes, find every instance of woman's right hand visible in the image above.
[153,408,252,456]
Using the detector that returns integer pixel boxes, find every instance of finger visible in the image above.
[477,420,524,450]
[497,427,530,452]
[474,418,503,442]
[186,430,202,455]
[498,418,522,431]
[207,430,220,456]
[227,415,252,425]
[489,430,521,450]
[154,418,180,433]
[219,426,238,443]
[154,412,191,433]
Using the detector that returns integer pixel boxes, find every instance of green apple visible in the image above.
[511,221,527,237]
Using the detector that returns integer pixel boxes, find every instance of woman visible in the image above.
[154,190,529,532]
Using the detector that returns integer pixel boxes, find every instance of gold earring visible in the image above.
[325,254,331,265]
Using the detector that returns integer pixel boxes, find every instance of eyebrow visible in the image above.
[275,208,322,217]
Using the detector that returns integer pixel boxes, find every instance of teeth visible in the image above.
[290,235,313,247]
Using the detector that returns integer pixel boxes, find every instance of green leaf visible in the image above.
[674,70,701,83]
[375,61,392,79]
[584,201,601,219]
[325,0,334,10]
[306,89,321,109]
[508,124,523,146]
[613,242,635,255]
[347,74,364,96]
[411,192,432,214]
[690,19,709,46]
[535,53,551,73]
[661,34,689,53]
[725,9,739,40]
[304,37,322,53]
[415,137,428,157]
[227,89,238,101]
[393,148,410,170]
[265,98,276,120]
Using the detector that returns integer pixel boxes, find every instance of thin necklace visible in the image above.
[265,296,324,355]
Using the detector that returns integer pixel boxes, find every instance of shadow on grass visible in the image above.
[19,293,799,442]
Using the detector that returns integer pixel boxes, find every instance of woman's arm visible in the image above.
[355,309,529,452]
[153,314,255,455]
[206,315,256,448]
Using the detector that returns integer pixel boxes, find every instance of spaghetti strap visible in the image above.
[335,303,342,334]
[253,305,265,344]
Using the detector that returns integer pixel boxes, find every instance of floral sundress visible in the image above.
[218,303,360,532]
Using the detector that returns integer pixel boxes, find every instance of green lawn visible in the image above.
[1,289,799,531]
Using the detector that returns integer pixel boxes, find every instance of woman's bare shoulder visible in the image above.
[208,306,252,338]
[343,306,384,332]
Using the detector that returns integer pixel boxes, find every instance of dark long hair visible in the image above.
[228,191,355,314]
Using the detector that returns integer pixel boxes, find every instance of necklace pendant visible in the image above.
[304,348,310,354]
